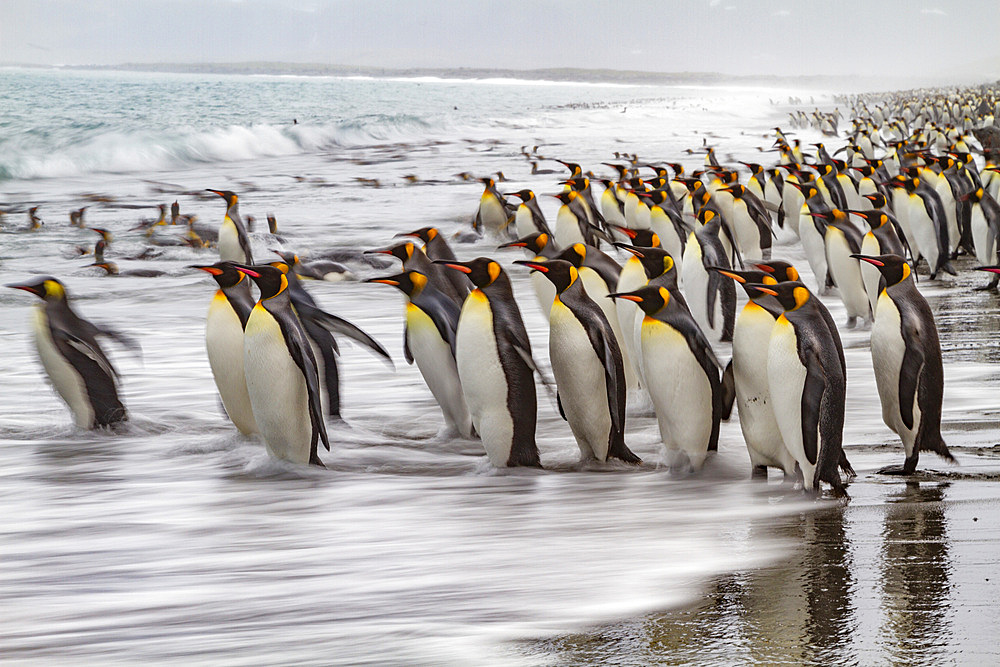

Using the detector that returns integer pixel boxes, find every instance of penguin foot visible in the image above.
[973,283,999,292]
[751,465,768,480]
[846,316,858,329]
[876,464,911,475]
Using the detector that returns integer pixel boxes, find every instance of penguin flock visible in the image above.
[12,82,1000,495]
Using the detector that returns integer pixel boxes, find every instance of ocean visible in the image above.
[2,67,999,665]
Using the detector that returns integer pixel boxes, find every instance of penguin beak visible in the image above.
[393,231,421,239]
[513,260,548,273]
[754,286,779,297]
[851,255,884,267]
[607,292,642,303]
[363,248,394,256]
[612,242,644,258]
[365,277,401,286]
[975,266,1000,274]
[435,261,472,274]
[751,263,776,274]
[497,241,527,249]
[233,265,261,278]
[712,268,745,283]
[5,283,42,296]
[189,265,224,276]
[609,224,637,239]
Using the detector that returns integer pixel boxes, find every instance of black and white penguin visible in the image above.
[233,264,329,466]
[712,269,796,478]
[813,209,871,328]
[608,284,727,471]
[516,259,640,464]
[436,258,541,468]
[395,226,472,300]
[190,261,258,435]
[473,177,511,237]
[681,208,736,342]
[854,254,955,474]
[365,270,475,438]
[496,231,560,317]
[849,208,908,314]
[206,189,254,265]
[755,281,849,494]
[7,277,130,429]
[506,189,553,238]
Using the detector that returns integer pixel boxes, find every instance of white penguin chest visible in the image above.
[33,307,94,429]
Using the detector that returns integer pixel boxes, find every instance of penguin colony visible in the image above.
[18,83,1000,494]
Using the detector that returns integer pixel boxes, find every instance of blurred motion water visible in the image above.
[2,68,1000,664]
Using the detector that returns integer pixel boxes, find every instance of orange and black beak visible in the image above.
[513,260,548,273]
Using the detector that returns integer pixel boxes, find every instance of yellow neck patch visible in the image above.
[409,271,428,296]
[791,286,810,310]
[568,265,579,287]
[658,286,671,306]
[487,261,501,285]
[43,280,64,299]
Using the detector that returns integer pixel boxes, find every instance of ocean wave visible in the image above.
[0,114,438,181]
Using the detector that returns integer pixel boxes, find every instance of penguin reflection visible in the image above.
[879,481,953,660]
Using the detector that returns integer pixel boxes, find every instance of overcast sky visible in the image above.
[2,0,998,82]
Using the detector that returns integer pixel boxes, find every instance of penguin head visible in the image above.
[366,270,429,297]
[846,209,888,229]
[479,177,496,189]
[515,258,578,294]
[711,267,775,289]
[556,159,583,177]
[752,281,813,312]
[206,189,238,207]
[90,262,120,275]
[738,161,763,175]
[435,257,504,289]
[752,260,800,283]
[396,227,439,244]
[365,241,417,265]
[607,285,671,316]
[863,193,888,209]
[505,189,535,203]
[614,243,675,280]
[497,232,550,255]
[232,264,287,299]
[6,276,67,302]
[272,250,302,267]
[853,254,911,286]
[189,261,246,289]
[554,243,586,268]
[697,207,719,227]
[610,225,660,249]
[90,227,112,242]
[552,191,576,206]
[721,185,746,198]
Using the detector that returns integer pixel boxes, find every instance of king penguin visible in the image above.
[516,259,641,464]
[207,189,254,265]
[190,261,258,436]
[682,208,736,342]
[365,270,475,438]
[436,258,541,468]
[7,277,130,429]
[234,264,329,466]
[608,284,728,471]
[754,281,849,495]
[854,254,955,474]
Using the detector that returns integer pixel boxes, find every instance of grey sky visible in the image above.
[2,0,998,82]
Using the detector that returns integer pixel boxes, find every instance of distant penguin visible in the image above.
[234,264,329,466]
[517,259,640,464]
[7,277,129,429]
[682,208,736,342]
[473,177,511,237]
[712,269,796,478]
[366,270,475,438]
[206,189,254,265]
[609,284,728,471]
[855,254,955,474]
[755,281,849,494]
[437,258,541,468]
[190,261,258,436]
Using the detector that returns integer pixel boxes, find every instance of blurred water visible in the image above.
[2,69,999,664]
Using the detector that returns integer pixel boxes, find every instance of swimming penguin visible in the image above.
[395,226,472,299]
[682,208,736,342]
[854,254,955,474]
[711,269,796,478]
[206,190,254,265]
[517,259,640,464]
[473,177,511,237]
[754,281,848,495]
[189,261,258,435]
[608,284,727,471]
[436,257,541,468]
[7,277,130,429]
[366,270,475,438]
[233,264,329,466]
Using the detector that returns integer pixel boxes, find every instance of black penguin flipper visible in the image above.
[55,328,119,381]
[720,358,736,420]
[302,319,341,419]
[82,320,142,356]
[52,328,127,427]
[801,351,827,467]
[403,324,414,365]
[556,391,567,421]
[282,323,331,453]
[297,303,394,369]
[682,324,723,451]
[899,323,925,432]
[416,292,462,358]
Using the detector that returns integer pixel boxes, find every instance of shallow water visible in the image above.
[2,70,1000,664]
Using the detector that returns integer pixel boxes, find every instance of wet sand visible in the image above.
[521,445,1000,665]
